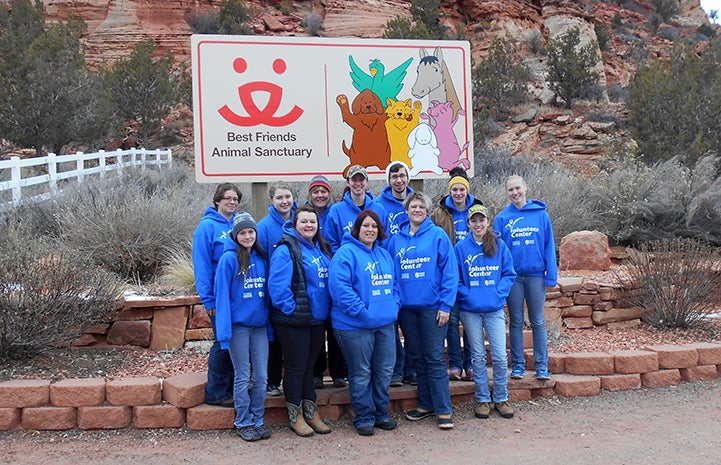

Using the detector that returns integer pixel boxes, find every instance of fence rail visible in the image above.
[0,148,173,210]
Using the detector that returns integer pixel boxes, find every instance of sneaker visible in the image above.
[332,378,347,388]
[255,425,271,440]
[266,384,282,396]
[236,425,261,442]
[448,368,462,381]
[536,369,551,381]
[405,408,435,421]
[462,368,475,382]
[494,401,515,418]
[510,366,524,379]
[437,414,454,429]
[403,373,417,386]
[207,397,234,408]
[390,374,403,387]
[357,424,375,436]
[314,377,324,389]
[374,418,397,430]
[474,402,491,419]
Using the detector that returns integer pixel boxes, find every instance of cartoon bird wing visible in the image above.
[380,57,414,99]
[349,55,373,93]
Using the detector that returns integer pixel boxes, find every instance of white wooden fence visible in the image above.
[0,148,173,210]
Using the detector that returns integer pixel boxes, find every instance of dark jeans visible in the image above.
[274,323,325,404]
[313,319,347,380]
[206,313,234,404]
[267,338,283,387]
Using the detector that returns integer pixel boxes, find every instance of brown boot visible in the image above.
[286,402,314,437]
[302,399,332,434]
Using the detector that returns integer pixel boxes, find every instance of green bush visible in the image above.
[545,26,602,108]
[303,13,324,36]
[621,239,721,329]
[0,226,124,359]
[185,9,220,34]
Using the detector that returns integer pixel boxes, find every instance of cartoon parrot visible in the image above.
[349,56,414,107]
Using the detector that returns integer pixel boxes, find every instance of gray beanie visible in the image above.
[231,211,257,242]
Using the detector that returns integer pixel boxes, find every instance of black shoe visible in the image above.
[207,397,234,408]
[403,374,417,386]
[375,418,397,430]
[314,377,324,389]
[236,426,261,442]
[405,409,435,421]
[357,424,375,436]
[332,378,347,388]
[255,425,271,439]
[390,374,403,387]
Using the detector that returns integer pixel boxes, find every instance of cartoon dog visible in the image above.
[421,100,470,171]
[336,89,391,171]
[385,97,422,169]
[407,122,442,176]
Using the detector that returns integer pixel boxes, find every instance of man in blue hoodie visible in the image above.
[493,175,558,381]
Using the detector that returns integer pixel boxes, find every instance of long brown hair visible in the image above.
[235,234,266,276]
[293,204,332,257]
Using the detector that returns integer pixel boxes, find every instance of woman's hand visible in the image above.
[436,310,449,327]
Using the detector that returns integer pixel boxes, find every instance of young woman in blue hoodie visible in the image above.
[214,211,270,442]
[256,181,298,397]
[455,205,517,421]
[268,205,332,437]
[192,183,242,408]
[493,175,558,381]
[388,192,459,430]
[329,210,400,436]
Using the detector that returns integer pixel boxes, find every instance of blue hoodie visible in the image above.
[376,184,414,236]
[325,191,388,252]
[213,238,269,350]
[441,193,482,244]
[268,223,332,322]
[304,201,332,241]
[387,216,459,313]
[455,234,517,313]
[493,200,558,287]
[192,206,234,310]
[256,203,298,258]
[329,233,400,331]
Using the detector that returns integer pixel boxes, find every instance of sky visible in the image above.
[700,0,721,23]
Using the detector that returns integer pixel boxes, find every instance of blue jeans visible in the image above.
[460,310,509,402]
[335,323,396,428]
[227,325,268,428]
[507,275,548,372]
[398,308,452,415]
[206,313,235,404]
[446,305,471,372]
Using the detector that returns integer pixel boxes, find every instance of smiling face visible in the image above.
[358,215,379,247]
[309,186,330,210]
[406,199,428,226]
[506,177,527,208]
[217,189,240,219]
[295,210,318,243]
[348,174,368,197]
[271,188,294,219]
[389,167,409,198]
[468,213,488,241]
[450,183,468,208]
[235,227,257,251]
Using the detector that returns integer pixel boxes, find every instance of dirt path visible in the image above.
[2,379,720,465]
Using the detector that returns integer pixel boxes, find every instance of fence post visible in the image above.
[140,148,147,173]
[48,152,58,195]
[10,155,21,207]
[116,148,124,175]
[76,151,84,183]
[167,149,173,167]
[129,147,137,169]
[99,149,107,177]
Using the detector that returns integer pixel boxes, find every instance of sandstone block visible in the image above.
[563,317,594,329]
[641,369,681,388]
[553,374,601,397]
[78,406,132,429]
[687,342,721,365]
[598,287,614,300]
[164,372,207,408]
[605,319,641,329]
[187,305,212,329]
[565,352,614,375]
[22,406,76,430]
[600,374,641,391]
[610,350,659,374]
[186,404,234,430]
[546,296,574,308]
[0,408,20,431]
[106,320,152,347]
[509,389,532,402]
[645,345,698,369]
[557,276,584,293]
[680,365,718,382]
[184,328,214,341]
[592,307,643,325]
[593,301,613,311]
[150,306,188,351]
[0,379,50,408]
[50,378,106,407]
[115,306,154,320]
[106,377,161,406]
[559,230,611,271]
[561,305,592,317]
[548,352,566,374]
[531,387,555,398]
[133,405,185,428]
[575,293,601,306]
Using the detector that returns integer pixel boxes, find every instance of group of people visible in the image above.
[192,163,557,441]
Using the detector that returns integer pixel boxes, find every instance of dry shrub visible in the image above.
[623,239,721,329]
[0,226,124,360]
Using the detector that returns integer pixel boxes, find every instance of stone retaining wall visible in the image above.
[1,342,719,431]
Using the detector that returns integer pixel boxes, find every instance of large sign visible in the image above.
[191,35,473,182]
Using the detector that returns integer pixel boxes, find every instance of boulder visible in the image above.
[559,230,612,271]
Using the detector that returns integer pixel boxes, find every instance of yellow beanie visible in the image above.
[448,176,470,192]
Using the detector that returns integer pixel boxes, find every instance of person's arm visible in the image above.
[213,254,234,350]
[329,249,367,319]
[543,212,558,287]
[191,223,215,309]
[268,244,296,315]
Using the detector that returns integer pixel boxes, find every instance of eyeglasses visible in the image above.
[221,196,239,203]
[390,173,407,180]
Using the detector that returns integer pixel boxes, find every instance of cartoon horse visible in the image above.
[411,46,463,123]
[421,100,470,171]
